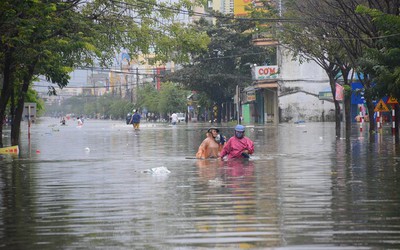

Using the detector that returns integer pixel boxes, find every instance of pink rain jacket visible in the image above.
[220,136,254,159]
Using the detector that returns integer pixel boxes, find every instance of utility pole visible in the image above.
[135,67,139,104]
[92,66,95,97]
[236,85,240,124]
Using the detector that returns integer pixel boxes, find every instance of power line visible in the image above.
[113,0,400,43]
[112,0,302,23]
[280,26,400,41]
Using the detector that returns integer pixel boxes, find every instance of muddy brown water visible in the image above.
[0,117,399,249]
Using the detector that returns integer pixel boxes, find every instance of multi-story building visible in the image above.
[202,0,334,124]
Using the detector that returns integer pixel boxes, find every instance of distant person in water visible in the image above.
[171,112,178,125]
[220,125,254,160]
[77,117,83,126]
[130,109,141,130]
[130,109,142,130]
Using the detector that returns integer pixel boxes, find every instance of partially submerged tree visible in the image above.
[282,0,353,137]
[282,0,400,135]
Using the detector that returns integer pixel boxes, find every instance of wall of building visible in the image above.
[278,47,336,122]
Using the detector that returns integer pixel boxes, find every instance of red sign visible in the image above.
[252,65,279,80]
[387,96,398,105]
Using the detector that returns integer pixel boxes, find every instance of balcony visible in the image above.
[252,32,278,47]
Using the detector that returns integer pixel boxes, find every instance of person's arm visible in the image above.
[196,139,208,159]
[239,138,254,157]
[246,139,254,155]
[219,139,230,159]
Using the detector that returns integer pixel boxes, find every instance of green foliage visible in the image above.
[158,81,188,114]
[84,102,98,117]
[25,88,45,116]
[136,82,188,116]
[48,93,134,119]
[110,99,133,119]
[165,16,272,106]
[343,84,352,98]
[356,7,400,99]
[46,82,189,120]
[136,84,159,113]
[153,22,210,63]
[0,0,210,144]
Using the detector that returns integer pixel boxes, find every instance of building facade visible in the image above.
[241,47,335,125]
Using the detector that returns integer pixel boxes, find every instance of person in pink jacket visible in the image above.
[220,125,254,160]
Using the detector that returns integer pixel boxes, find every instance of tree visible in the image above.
[282,0,400,135]
[158,81,188,115]
[356,7,400,99]
[282,0,353,137]
[165,16,272,123]
[136,84,160,113]
[110,99,132,119]
[0,0,209,147]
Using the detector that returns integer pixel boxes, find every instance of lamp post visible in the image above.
[236,85,240,124]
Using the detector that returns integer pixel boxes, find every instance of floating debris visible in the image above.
[142,166,171,175]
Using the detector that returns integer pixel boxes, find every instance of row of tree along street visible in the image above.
[1,0,400,147]
[279,0,400,138]
[0,0,209,147]
[166,0,400,138]
[46,82,189,121]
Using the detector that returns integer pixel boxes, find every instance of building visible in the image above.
[226,0,335,124]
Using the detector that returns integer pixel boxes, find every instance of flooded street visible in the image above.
[1,117,400,249]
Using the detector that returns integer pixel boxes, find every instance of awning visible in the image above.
[254,81,278,89]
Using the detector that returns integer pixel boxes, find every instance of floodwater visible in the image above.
[0,117,400,249]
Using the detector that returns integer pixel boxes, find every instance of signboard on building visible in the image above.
[252,65,279,80]
[247,94,256,101]
[318,89,333,101]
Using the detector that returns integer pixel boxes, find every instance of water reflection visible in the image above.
[0,118,399,249]
[168,159,281,248]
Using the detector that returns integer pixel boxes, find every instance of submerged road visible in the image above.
[0,117,399,249]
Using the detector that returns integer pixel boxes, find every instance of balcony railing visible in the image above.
[252,32,278,46]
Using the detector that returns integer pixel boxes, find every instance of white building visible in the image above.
[278,47,334,122]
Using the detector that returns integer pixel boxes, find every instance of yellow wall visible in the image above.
[234,0,252,17]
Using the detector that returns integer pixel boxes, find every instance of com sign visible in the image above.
[252,65,279,80]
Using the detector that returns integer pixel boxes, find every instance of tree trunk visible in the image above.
[340,67,352,139]
[221,103,226,122]
[344,87,351,139]
[0,49,15,148]
[334,100,341,137]
[11,63,35,146]
[366,98,375,134]
[359,78,376,135]
[11,94,24,146]
[216,102,222,123]
[328,74,341,137]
